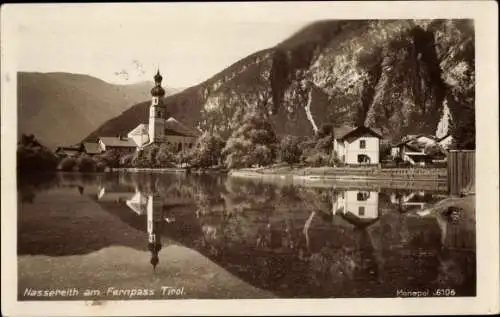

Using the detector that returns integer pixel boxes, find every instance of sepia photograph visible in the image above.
[1,1,498,316]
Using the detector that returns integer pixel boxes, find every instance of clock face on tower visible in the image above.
[153,97,159,106]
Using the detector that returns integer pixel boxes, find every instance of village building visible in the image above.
[95,70,199,154]
[97,136,137,154]
[55,141,102,157]
[332,126,383,165]
[54,143,83,157]
[82,142,102,156]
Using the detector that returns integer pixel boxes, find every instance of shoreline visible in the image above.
[228,166,448,191]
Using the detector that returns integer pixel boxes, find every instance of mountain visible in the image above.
[18,72,180,149]
[88,20,474,145]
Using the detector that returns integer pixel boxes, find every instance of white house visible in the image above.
[333,126,383,165]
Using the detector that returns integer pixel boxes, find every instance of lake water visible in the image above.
[17,172,476,299]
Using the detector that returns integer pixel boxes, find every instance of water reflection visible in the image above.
[18,173,476,298]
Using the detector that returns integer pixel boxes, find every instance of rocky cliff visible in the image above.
[89,19,474,144]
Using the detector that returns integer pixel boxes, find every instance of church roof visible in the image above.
[128,123,149,136]
[165,117,201,137]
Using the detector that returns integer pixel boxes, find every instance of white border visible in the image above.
[1,1,499,316]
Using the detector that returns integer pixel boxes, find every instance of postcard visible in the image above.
[1,1,498,316]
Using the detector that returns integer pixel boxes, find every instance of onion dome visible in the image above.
[151,70,166,97]
[151,85,165,97]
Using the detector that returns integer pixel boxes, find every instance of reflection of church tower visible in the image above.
[148,70,167,143]
[147,195,163,271]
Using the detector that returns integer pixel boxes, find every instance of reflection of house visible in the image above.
[390,191,441,212]
[97,185,135,202]
[333,126,383,165]
[333,190,380,228]
[95,71,200,154]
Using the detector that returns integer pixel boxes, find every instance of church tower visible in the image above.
[148,70,166,143]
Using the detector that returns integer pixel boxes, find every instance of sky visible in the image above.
[8,3,315,88]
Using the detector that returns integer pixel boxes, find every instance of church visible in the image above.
[96,70,200,154]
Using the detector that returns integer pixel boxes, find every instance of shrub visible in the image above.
[59,157,77,171]
[305,152,330,167]
[120,153,135,167]
[279,135,302,165]
[97,149,120,168]
[76,154,97,172]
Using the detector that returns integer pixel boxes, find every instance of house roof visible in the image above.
[99,137,137,148]
[82,142,101,154]
[56,143,82,151]
[334,125,383,140]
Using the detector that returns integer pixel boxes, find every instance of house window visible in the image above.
[358,206,365,216]
[359,139,366,149]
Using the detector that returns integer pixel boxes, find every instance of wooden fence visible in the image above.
[447,150,475,196]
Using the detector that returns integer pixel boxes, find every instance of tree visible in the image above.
[301,123,335,167]
[190,132,226,168]
[59,157,77,171]
[222,109,278,169]
[379,141,392,161]
[76,154,96,172]
[279,135,302,165]
[145,145,160,167]
[155,144,176,167]
[17,134,58,174]
[120,153,135,167]
[96,149,120,168]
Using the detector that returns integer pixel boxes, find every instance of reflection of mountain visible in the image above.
[18,173,476,297]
